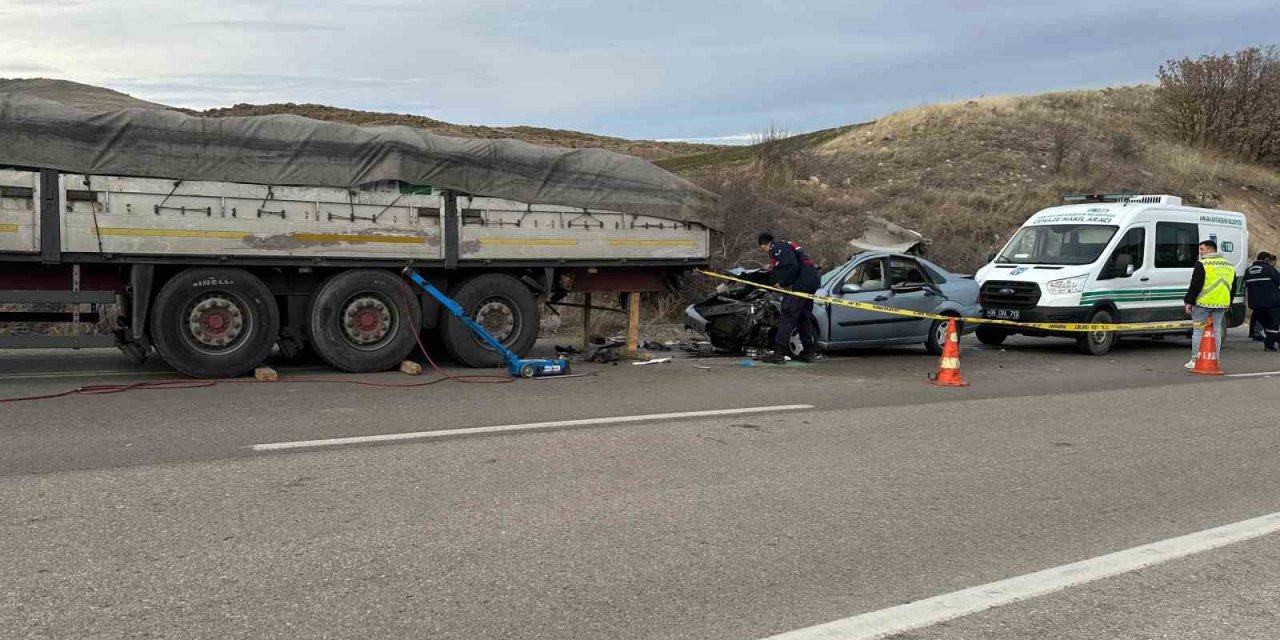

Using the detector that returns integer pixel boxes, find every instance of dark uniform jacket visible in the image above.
[1244,260,1280,309]
[768,240,821,293]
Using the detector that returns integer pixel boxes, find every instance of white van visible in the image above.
[974,194,1247,355]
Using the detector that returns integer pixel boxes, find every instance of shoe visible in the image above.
[1266,346,1279,352]
[760,352,787,365]
[1184,359,1197,370]
[797,349,825,362]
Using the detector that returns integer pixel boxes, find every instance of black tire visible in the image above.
[150,268,279,378]
[1076,308,1117,355]
[441,273,539,368]
[925,315,959,356]
[975,325,1008,346]
[307,269,421,373]
[767,327,805,358]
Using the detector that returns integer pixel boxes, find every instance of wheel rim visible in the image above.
[1090,315,1112,346]
[340,293,398,351]
[935,320,949,348]
[184,292,251,355]
[472,296,521,350]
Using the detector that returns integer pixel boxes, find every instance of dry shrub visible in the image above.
[1155,46,1280,164]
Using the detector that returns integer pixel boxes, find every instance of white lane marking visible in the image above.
[764,511,1280,640]
[1226,370,1280,378]
[251,404,816,452]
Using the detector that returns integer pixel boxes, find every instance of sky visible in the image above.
[1,0,1276,143]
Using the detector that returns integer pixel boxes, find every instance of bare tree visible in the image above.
[1155,46,1280,163]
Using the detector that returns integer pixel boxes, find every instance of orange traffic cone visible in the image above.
[930,318,969,387]
[1191,315,1223,376]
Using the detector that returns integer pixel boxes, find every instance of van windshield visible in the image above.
[996,224,1118,265]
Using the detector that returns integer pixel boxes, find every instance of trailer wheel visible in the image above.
[307,269,421,373]
[150,268,279,378]
[441,274,538,368]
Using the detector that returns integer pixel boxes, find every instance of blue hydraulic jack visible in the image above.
[401,268,571,378]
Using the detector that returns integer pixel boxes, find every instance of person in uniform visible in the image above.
[1183,240,1236,368]
[758,232,822,364]
[1244,251,1280,351]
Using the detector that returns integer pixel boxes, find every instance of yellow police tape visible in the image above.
[697,270,1198,333]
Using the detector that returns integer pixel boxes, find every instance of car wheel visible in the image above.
[925,316,958,356]
[975,325,1008,346]
[1076,308,1116,355]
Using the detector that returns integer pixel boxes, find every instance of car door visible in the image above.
[884,256,942,340]
[828,257,899,344]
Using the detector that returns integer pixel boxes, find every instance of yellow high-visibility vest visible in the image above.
[1196,255,1235,309]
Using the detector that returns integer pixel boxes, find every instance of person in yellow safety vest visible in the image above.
[1183,239,1236,369]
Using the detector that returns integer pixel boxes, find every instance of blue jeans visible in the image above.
[1190,306,1226,360]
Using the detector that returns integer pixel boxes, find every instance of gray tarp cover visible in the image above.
[0,92,719,229]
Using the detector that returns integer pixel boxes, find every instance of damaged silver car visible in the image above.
[685,252,981,357]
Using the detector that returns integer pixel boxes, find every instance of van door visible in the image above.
[1144,220,1200,321]
[1086,224,1156,321]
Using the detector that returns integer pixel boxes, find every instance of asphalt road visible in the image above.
[2,334,1279,639]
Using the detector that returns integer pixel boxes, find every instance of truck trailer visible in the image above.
[0,93,717,378]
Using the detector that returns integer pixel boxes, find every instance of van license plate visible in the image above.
[986,309,1020,320]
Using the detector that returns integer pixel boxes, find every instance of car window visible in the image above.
[843,258,886,291]
[890,258,931,288]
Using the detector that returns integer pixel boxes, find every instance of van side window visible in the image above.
[1155,222,1198,269]
[1103,227,1145,278]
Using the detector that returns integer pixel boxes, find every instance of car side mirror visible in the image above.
[840,283,862,294]
[987,251,997,263]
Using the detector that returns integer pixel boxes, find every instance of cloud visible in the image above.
[0,61,63,74]
[7,0,1278,141]
[181,19,338,32]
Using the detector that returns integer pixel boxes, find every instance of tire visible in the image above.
[925,315,959,356]
[768,327,805,358]
[150,268,279,378]
[441,273,539,368]
[307,269,421,373]
[1076,308,1117,355]
[975,325,1008,346]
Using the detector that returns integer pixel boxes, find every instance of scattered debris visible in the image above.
[399,360,423,376]
[632,357,672,366]
[254,366,278,382]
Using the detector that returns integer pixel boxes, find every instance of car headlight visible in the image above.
[1045,275,1088,295]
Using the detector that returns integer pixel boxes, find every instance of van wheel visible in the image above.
[1076,308,1116,355]
[925,315,959,355]
[307,269,421,373]
[150,268,279,378]
[440,274,538,367]
[975,326,1008,346]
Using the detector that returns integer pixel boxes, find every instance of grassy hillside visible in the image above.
[673,86,1280,274]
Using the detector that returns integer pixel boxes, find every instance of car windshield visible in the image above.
[997,224,1118,265]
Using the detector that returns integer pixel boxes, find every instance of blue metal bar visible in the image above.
[401,268,519,367]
